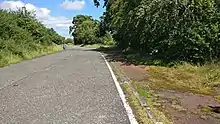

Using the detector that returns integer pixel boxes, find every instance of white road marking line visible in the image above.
[101,54,138,124]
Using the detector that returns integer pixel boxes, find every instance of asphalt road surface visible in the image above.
[0,47,130,124]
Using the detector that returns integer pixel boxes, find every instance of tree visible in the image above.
[69,15,100,45]
[96,0,220,63]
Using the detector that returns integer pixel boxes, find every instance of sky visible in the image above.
[0,0,105,38]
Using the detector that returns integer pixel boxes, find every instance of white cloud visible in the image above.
[60,0,85,10]
[43,16,72,29]
[0,1,72,38]
[0,1,24,11]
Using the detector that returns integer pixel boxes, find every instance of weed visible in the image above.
[121,83,154,124]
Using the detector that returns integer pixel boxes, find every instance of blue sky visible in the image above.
[0,0,105,38]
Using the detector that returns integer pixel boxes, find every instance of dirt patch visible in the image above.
[110,59,148,82]
[103,51,148,82]
[120,64,148,81]
[167,108,219,124]
[157,90,220,124]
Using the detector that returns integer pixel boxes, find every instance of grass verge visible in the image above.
[131,82,172,124]
[0,44,62,67]
[145,63,220,95]
[105,49,220,123]
[83,44,113,49]
[120,63,220,123]
[120,51,220,96]
[121,83,154,124]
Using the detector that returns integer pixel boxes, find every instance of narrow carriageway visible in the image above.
[0,48,130,124]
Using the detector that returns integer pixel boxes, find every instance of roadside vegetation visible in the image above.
[135,64,220,123]
[145,63,220,95]
[99,48,220,123]
[0,8,67,67]
[96,0,220,64]
[69,15,115,47]
[91,0,220,123]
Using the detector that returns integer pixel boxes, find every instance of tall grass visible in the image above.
[0,45,62,67]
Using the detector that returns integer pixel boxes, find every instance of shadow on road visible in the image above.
[85,46,171,67]
[87,47,135,66]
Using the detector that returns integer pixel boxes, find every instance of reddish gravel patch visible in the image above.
[157,90,220,124]
[120,64,148,81]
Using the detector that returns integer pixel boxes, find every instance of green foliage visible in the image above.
[64,38,73,44]
[69,14,116,46]
[100,32,115,45]
[0,8,63,67]
[100,0,220,63]
[70,15,100,45]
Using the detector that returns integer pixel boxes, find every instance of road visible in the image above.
[0,47,130,124]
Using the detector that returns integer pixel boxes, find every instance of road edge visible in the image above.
[100,54,138,124]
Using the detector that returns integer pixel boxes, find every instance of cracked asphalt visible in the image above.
[0,47,130,124]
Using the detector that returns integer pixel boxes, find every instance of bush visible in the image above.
[101,32,115,45]
[0,8,63,67]
[64,38,73,44]
[102,0,220,63]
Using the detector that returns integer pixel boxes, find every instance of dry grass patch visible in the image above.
[145,63,220,95]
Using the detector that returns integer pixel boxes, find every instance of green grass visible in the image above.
[83,44,113,49]
[121,83,154,124]
[121,51,220,93]
[118,50,220,95]
[122,60,220,124]
[106,48,220,123]
[0,44,62,67]
[122,62,220,123]
[215,95,220,101]
[131,82,172,124]
[144,63,220,95]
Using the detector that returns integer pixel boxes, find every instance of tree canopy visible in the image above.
[97,0,220,63]
[69,15,100,45]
